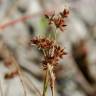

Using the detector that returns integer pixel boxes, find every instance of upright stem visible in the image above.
[0,80,3,96]
[45,28,56,96]
[50,71,55,96]
[48,64,55,96]
[54,28,57,41]
[42,69,49,96]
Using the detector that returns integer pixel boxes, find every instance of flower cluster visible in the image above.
[45,9,69,31]
[42,45,67,70]
[30,8,69,96]
[30,37,54,49]
[30,37,67,71]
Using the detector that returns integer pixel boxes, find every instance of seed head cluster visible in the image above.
[45,9,69,31]
[30,8,69,96]
[30,37,54,49]
[30,37,67,70]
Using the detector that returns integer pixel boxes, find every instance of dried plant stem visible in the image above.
[48,64,55,96]
[0,40,42,96]
[0,80,3,96]
[0,40,27,96]
[42,63,55,96]
[0,13,41,30]
[18,71,27,96]
[0,5,65,30]
[42,69,49,96]
[22,72,42,96]
[48,29,56,96]
[10,61,27,96]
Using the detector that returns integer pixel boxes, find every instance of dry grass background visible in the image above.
[0,0,96,96]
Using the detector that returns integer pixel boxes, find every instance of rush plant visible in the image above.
[30,8,69,96]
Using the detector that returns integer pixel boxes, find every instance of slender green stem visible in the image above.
[42,69,49,96]
[54,27,58,41]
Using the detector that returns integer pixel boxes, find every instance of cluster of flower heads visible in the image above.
[30,37,54,49]
[45,9,69,31]
[30,37,67,71]
[30,8,69,96]
[42,45,67,70]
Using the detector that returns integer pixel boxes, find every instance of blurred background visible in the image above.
[0,0,96,96]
